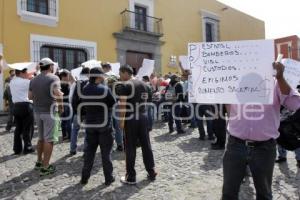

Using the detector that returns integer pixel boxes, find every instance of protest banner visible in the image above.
[188,75,196,103]
[110,63,120,75]
[136,59,155,80]
[179,55,190,70]
[81,60,101,69]
[71,67,83,80]
[282,58,300,89]
[188,40,275,104]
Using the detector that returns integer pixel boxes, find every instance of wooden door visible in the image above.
[126,51,152,75]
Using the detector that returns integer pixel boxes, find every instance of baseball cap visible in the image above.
[39,58,55,67]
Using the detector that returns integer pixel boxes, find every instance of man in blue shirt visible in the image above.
[80,67,116,186]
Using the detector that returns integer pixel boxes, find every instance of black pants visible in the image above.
[125,113,155,179]
[212,104,227,146]
[60,105,71,139]
[6,102,14,131]
[196,105,214,138]
[82,128,114,182]
[212,117,226,146]
[168,104,183,131]
[13,102,34,154]
[222,136,276,200]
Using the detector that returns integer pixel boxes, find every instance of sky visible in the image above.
[217,0,300,39]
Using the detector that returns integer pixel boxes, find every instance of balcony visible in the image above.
[120,9,163,37]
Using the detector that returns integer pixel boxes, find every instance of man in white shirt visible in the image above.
[10,68,34,154]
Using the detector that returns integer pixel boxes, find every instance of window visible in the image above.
[203,19,219,42]
[205,23,214,42]
[40,46,87,70]
[135,5,147,31]
[18,0,59,27]
[27,0,49,15]
[201,10,219,42]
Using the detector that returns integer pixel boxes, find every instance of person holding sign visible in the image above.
[222,62,300,200]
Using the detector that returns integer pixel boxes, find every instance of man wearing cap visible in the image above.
[29,58,64,176]
[117,65,157,185]
[80,67,116,186]
[9,67,34,154]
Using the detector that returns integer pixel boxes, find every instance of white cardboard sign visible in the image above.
[179,55,190,70]
[188,40,275,104]
[110,63,120,76]
[282,58,300,89]
[137,59,155,79]
[71,67,83,80]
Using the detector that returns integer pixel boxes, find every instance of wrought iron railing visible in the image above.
[121,9,163,36]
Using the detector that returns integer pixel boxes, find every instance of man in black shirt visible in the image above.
[117,65,157,185]
[59,70,72,140]
[165,75,186,134]
[80,67,116,186]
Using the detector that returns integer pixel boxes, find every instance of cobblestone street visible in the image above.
[0,116,299,200]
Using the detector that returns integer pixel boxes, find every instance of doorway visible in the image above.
[126,51,152,75]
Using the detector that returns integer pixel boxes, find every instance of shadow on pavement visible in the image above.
[49,179,151,200]
[0,152,102,199]
[273,162,299,199]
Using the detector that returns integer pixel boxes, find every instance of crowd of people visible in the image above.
[1,53,300,199]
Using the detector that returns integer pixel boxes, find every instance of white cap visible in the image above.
[39,57,55,67]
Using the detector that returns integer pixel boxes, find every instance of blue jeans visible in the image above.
[70,115,87,153]
[222,136,276,200]
[113,117,123,146]
[277,145,300,161]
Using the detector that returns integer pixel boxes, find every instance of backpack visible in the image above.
[277,108,300,151]
[71,80,88,116]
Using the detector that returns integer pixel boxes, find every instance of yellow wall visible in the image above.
[156,0,265,75]
[1,0,265,77]
[0,0,3,44]
[2,0,127,64]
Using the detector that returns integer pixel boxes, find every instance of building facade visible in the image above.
[0,0,265,73]
[275,35,300,61]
